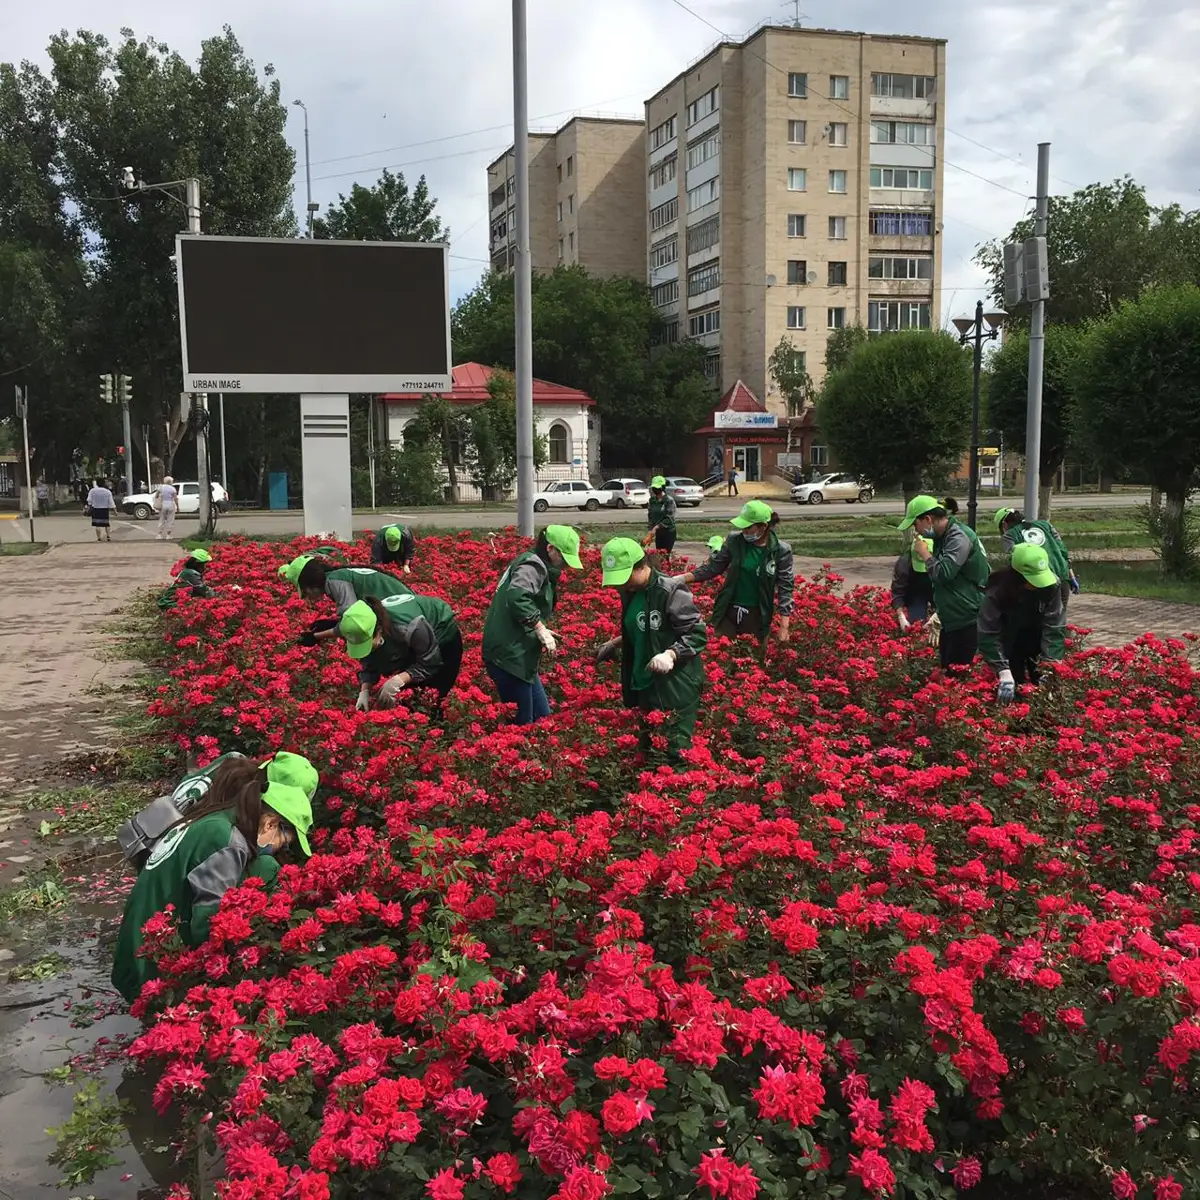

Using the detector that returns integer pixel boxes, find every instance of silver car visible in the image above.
[601,478,651,509]
[791,472,875,505]
[663,476,704,507]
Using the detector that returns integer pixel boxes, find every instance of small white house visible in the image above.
[380,362,598,501]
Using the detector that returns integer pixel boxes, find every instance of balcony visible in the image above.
[869,230,935,254]
[866,277,935,298]
[869,95,935,121]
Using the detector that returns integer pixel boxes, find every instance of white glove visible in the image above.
[924,612,942,647]
[534,623,557,653]
[649,650,676,675]
[403,564,411,575]
[996,669,1015,704]
[897,610,911,633]
[378,675,409,706]
[355,684,371,712]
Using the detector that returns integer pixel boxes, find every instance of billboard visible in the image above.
[714,411,778,429]
[176,235,451,394]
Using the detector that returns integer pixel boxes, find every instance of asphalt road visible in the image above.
[2,491,1151,545]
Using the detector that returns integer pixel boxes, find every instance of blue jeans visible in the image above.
[486,664,551,725]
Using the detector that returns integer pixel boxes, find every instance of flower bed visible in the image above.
[131,533,1200,1200]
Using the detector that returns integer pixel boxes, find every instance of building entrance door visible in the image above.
[733,446,761,482]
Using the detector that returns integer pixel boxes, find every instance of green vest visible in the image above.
[327,567,413,601]
[712,533,784,626]
[648,495,676,533]
[930,520,990,632]
[619,573,704,714]
[364,594,460,677]
[158,567,211,611]
[1011,520,1070,582]
[481,552,559,683]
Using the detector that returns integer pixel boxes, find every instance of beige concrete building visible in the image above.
[645,25,947,407]
[487,118,646,278]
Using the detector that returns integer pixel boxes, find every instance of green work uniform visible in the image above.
[324,567,413,616]
[616,571,707,760]
[926,519,990,632]
[482,552,560,683]
[112,811,262,1003]
[158,567,213,611]
[692,532,796,633]
[978,572,1067,673]
[647,494,677,534]
[357,593,460,686]
[1002,520,1070,583]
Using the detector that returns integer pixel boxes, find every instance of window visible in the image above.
[829,216,847,240]
[490,185,505,208]
[829,122,848,147]
[566,155,574,177]
[870,210,934,236]
[829,170,847,194]
[870,166,934,190]
[490,216,508,242]
[558,238,564,261]
[871,73,936,100]
[688,308,720,337]
[811,444,829,467]
[687,131,719,170]
[649,155,677,190]
[828,261,847,286]
[557,164,563,183]
[787,168,807,192]
[702,352,721,380]
[556,201,563,223]
[568,195,574,214]
[568,232,575,254]
[788,120,806,144]
[649,116,677,150]
[868,255,934,280]
[828,307,846,329]
[507,177,515,197]
[787,306,806,329]
[652,280,679,307]
[654,319,680,346]
[788,213,807,238]
[687,215,720,255]
[686,86,719,126]
[687,259,720,295]
[868,299,932,332]
[687,179,720,211]
[650,198,678,230]
[548,423,570,465]
[788,72,807,98]
[871,120,935,146]
[787,260,808,285]
[830,75,849,100]
[650,235,679,270]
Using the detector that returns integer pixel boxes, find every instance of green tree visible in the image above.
[986,324,1085,515]
[768,336,812,416]
[819,331,973,500]
[464,369,547,498]
[823,324,869,376]
[1073,285,1200,576]
[313,169,447,243]
[404,394,469,500]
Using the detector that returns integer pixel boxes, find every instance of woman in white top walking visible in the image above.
[156,477,178,539]
[86,479,117,543]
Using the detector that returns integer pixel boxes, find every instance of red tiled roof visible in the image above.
[380,362,594,406]
[715,380,765,413]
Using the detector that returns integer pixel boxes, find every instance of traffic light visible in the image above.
[118,374,133,406]
[100,373,114,404]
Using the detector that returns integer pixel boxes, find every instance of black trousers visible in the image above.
[1006,625,1042,686]
[939,624,978,669]
[655,528,677,554]
[427,631,464,698]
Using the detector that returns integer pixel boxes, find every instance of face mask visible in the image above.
[743,528,765,542]
[257,841,276,856]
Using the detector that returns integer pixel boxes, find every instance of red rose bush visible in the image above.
[130,533,1200,1200]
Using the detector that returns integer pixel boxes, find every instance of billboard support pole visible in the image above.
[512,0,535,539]
[185,178,215,538]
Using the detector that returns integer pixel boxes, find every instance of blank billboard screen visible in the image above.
[176,235,451,394]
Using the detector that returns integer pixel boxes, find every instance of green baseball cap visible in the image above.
[731,500,773,529]
[339,600,379,659]
[651,475,667,490]
[189,548,212,564]
[993,507,1017,531]
[279,554,313,587]
[262,782,313,857]
[707,535,724,552]
[897,495,940,531]
[545,525,583,569]
[384,525,404,550]
[1011,542,1058,589]
[601,537,646,587]
[910,536,933,572]
[264,751,319,801]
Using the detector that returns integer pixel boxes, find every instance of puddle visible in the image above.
[0,858,185,1198]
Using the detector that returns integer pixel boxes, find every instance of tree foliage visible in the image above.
[823,324,869,377]
[313,169,447,243]
[768,336,812,416]
[819,331,973,498]
[1073,285,1200,576]
[464,369,547,498]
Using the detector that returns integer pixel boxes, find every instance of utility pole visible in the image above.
[117,374,135,496]
[1023,143,1050,518]
[15,386,34,543]
[293,100,317,237]
[218,392,228,487]
[512,0,535,538]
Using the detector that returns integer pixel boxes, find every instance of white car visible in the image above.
[600,478,651,509]
[663,476,704,507]
[122,481,230,521]
[532,480,607,512]
[791,472,875,505]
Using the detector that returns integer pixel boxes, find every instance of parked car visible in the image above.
[791,473,874,505]
[600,478,651,509]
[531,480,607,513]
[122,480,230,521]
[663,476,704,507]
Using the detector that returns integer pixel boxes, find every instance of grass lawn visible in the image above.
[1078,560,1200,605]
[0,540,49,556]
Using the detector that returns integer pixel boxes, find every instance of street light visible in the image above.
[292,100,318,237]
[953,300,1006,530]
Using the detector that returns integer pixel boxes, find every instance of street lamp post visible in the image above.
[292,100,318,237]
[953,301,1006,530]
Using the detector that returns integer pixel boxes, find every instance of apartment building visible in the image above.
[645,26,947,405]
[487,118,646,278]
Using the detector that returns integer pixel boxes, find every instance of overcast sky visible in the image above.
[5,0,1198,319]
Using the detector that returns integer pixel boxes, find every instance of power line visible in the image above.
[309,142,513,185]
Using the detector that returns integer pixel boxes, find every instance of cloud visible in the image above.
[5,0,1197,315]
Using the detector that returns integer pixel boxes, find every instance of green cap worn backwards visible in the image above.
[910,536,933,572]
[339,600,379,660]
[897,495,940,532]
[544,525,583,569]
[707,535,725,552]
[730,499,773,529]
[993,507,1017,531]
[263,751,320,801]
[279,554,313,588]
[600,537,646,587]
[384,525,404,551]
[1011,542,1058,589]
[262,782,314,857]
